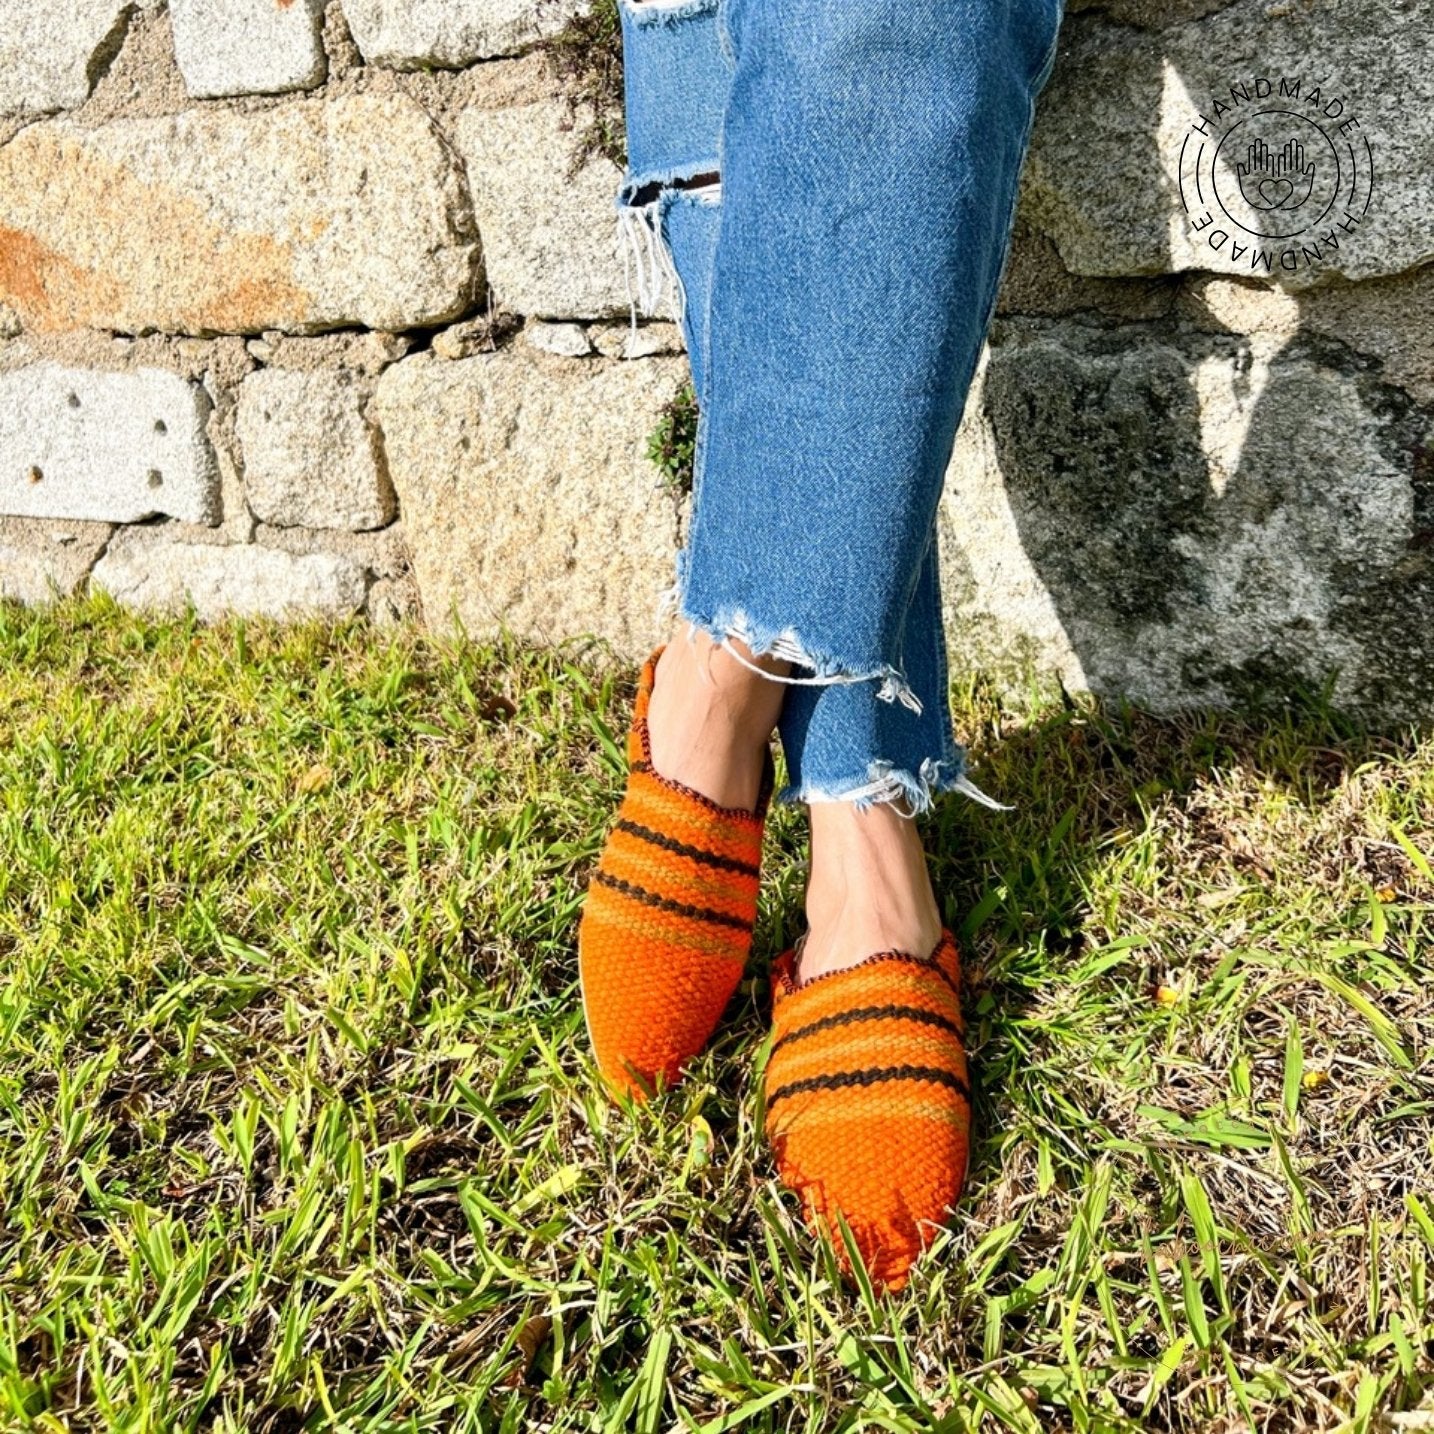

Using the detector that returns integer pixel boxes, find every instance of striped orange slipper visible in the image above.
[578,644,775,1102]
[762,929,972,1292]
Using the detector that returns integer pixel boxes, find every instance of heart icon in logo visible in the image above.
[1257,176,1294,208]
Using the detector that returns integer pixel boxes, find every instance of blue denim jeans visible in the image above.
[615,0,1064,815]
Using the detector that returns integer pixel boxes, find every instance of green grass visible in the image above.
[0,594,1431,1433]
[646,381,699,499]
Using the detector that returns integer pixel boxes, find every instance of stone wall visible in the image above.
[1,0,1430,720]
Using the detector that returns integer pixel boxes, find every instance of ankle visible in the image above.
[802,875,942,938]
[641,632,787,814]
[652,630,790,744]
[800,802,943,977]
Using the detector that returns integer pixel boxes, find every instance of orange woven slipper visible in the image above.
[578,644,775,1101]
[762,928,972,1291]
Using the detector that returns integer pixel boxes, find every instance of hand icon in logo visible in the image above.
[1238,138,1313,212]
[1235,138,1316,212]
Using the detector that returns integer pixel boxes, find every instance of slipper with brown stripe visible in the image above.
[578,644,775,1102]
[762,928,972,1292]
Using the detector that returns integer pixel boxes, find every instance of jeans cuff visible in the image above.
[776,756,1014,818]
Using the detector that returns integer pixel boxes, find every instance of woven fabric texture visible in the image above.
[763,928,972,1290]
[579,644,774,1100]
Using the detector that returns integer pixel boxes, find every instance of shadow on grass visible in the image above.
[677,662,1428,1202]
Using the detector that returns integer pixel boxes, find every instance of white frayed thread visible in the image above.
[716,632,924,715]
[875,670,924,714]
[616,198,687,333]
[805,758,937,821]
[676,607,927,712]
[821,766,924,820]
[621,0,719,18]
[803,757,1014,820]
[653,573,682,627]
[951,772,1015,811]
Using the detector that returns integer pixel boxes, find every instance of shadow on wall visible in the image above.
[942,0,1434,730]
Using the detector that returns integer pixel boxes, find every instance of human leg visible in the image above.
[614,0,1059,988]
[670,0,1064,817]
[577,0,773,1101]
[666,0,1064,1287]
[592,4,1066,1288]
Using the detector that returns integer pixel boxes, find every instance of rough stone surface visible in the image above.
[1068,0,1238,27]
[170,0,327,99]
[524,321,591,358]
[431,320,491,361]
[243,329,411,377]
[78,4,192,126]
[254,518,417,621]
[0,0,131,115]
[939,318,1434,720]
[254,517,409,573]
[92,526,368,620]
[0,515,113,603]
[1180,268,1434,406]
[0,332,259,540]
[236,368,392,530]
[322,0,365,78]
[202,430,258,545]
[454,98,628,319]
[340,0,586,67]
[0,92,479,335]
[589,320,685,360]
[374,346,685,654]
[1023,0,1434,283]
[0,0,1425,739]
[0,362,218,523]
[997,221,1177,320]
[364,575,421,625]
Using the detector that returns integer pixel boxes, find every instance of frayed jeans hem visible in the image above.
[653,582,1015,818]
[659,584,927,716]
[777,758,1014,819]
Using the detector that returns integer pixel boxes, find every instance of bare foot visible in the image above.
[645,627,790,815]
[798,799,943,983]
